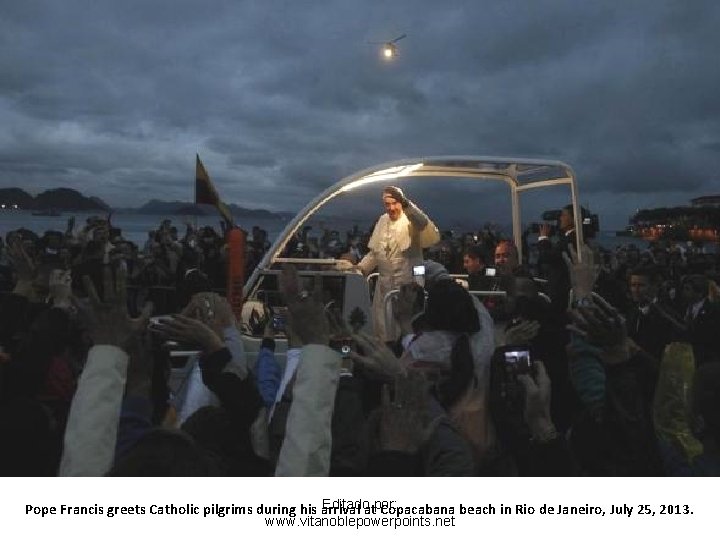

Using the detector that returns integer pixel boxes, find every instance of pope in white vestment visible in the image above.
[356,186,440,341]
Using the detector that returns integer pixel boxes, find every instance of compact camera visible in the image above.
[329,337,354,358]
[413,264,425,287]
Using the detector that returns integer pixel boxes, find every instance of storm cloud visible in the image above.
[1,0,719,228]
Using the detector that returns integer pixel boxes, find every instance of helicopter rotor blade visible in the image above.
[391,34,407,43]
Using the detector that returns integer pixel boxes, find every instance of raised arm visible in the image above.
[60,267,152,476]
[273,265,340,476]
[385,185,440,248]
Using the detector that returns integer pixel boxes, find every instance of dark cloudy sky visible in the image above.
[1,0,719,229]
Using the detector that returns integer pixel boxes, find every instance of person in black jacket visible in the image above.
[537,204,583,312]
[623,266,677,403]
[463,245,492,291]
[682,274,720,366]
[625,266,673,355]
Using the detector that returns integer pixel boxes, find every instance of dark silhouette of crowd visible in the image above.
[0,208,719,476]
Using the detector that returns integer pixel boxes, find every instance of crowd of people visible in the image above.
[0,216,274,315]
[0,201,719,476]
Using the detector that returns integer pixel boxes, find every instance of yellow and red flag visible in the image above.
[195,154,234,226]
[195,154,245,317]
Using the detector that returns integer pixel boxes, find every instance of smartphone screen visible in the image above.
[269,307,288,333]
[271,314,286,332]
[503,347,531,373]
[485,267,497,277]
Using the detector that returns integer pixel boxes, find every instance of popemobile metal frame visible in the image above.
[245,155,584,299]
[231,156,585,368]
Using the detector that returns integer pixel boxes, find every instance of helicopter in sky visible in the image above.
[370,34,407,59]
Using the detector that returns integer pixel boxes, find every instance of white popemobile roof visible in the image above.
[245,156,583,297]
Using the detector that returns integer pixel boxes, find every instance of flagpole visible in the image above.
[194,154,245,318]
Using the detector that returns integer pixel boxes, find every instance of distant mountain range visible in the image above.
[0,187,292,219]
[0,187,109,211]
[119,199,293,220]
